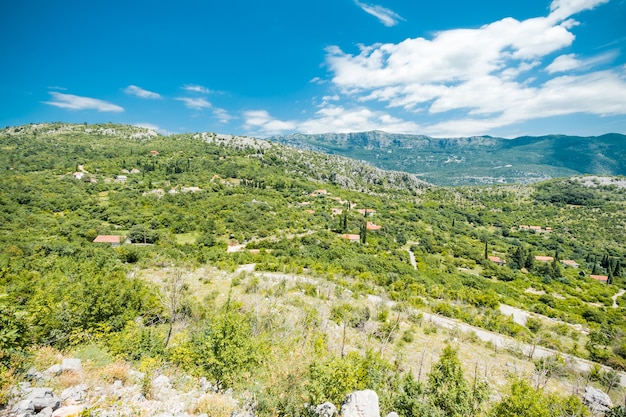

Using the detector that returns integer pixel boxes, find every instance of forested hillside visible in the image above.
[268,131,626,186]
[1,123,626,416]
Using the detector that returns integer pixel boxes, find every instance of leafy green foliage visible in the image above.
[180,306,265,389]
[427,345,489,417]
[307,350,398,408]
[490,378,589,417]
[1,123,626,413]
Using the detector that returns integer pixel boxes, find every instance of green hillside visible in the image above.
[1,123,626,416]
[268,131,626,186]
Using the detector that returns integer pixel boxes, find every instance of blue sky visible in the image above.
[1,0,625,138]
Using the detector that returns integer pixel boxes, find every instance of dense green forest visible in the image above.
[1,123,626,416]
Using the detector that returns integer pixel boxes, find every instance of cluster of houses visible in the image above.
[488,243,609,283]
[305,189,383,242]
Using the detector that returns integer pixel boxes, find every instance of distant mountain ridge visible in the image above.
[267,131,626,186]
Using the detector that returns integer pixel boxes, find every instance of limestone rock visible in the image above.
[341,390,380,417]
[43,364,61,377]
[28,387,61,412]
[583,386,613,413]
[315,402,338,417]
[13,398,35,415]
[52,405,87,417]
[61,358,82,373]
[36,406,53,417]
[60,383,88,403]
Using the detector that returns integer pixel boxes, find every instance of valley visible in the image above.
[1,123,626,416]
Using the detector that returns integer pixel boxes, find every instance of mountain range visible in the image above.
[267,131,626,186]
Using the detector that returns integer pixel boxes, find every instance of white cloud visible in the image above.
[299,106,420,134]
[547,51,618,73]
[133,122,169,135]
[243,110,297,135]
[546,54,582,73]
[321,0,624,136]
[44,92,124,112]
[182,84,210,94]
[548,0,609,21]
[213,108,234,123]
[243,106,420,136]
[124,85,161,99]
[354,1,404,27]
[176,97,212,110]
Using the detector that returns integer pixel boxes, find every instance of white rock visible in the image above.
[316,402,338,417]
[152,375,171,389]
[61,358,82,373]
[37,406,54,417]
[52,404,87,417]
[583,386,613,413]
[60,383,88,403]
[44,364,61,376]
[341,390,380,417]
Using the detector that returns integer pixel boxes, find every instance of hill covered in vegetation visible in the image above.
[1,123,626,416]
[268,131,626,186]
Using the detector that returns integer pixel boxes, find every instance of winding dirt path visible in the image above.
[418,310,626,386]
[407,248,417,269]
[612,289,625,309]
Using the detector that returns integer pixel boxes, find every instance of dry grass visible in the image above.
[190,392,236,417]
[135,263,626,405]
[28,346,63,371]
[95,361,130,384]
[54,370,84,390]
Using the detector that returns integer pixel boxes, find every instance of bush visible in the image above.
[185,308,266,389]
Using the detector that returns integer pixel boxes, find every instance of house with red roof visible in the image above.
[560,260,580,268]
[366,222,381,231]
[488,255,506,266]
[341,234,360,242]
[93,235,128,246]
[534,255,554,262]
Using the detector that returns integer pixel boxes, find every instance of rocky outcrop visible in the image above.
[12,387,61,416]
[583,386,613,413]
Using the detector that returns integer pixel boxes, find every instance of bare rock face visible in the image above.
[340,390,380,417]
[583,386,613,413]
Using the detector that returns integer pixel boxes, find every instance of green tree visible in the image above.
[188,306,264,389]
[427,345,488,417]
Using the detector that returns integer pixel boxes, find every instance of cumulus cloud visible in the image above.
[243,106,420,136]
[321,0,624,136]
[44,92,124,112]
[176,97,212,110]
[182,84,210,94]
[124,85,161,99]
[354,1,404,27]
[243,110,297,135]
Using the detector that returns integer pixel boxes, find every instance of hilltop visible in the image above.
[1,123,626,416]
